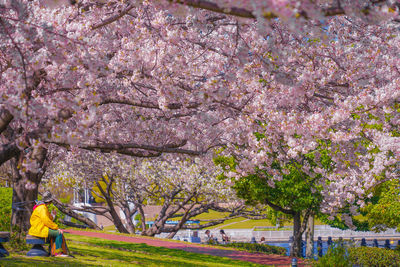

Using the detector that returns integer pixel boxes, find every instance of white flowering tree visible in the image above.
[136,158,244,238]
[44,150,247,236]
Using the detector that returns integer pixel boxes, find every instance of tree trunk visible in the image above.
[138,205,147,233]
[104,199,128,233]
[95,179,129,233]
[121,205,136,234]
[166,230,178,239]
[11,144,48,233]
[305,213,314,258]
[142,226,157,236]
[291,212,303,257]
[11,174,37,232]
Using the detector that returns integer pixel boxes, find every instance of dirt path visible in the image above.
[66,229,307,266]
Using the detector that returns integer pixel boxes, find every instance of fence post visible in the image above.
[327,236,332,247]
[361,238,366,247]
[384,239,391,249]
[317,236,323,257]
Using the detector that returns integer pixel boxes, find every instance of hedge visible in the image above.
[348,246,400,267]
[314,244,400,267]
[0,187,12,231]
[221,242,287,256]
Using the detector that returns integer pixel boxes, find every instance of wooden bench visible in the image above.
[0,232,10,257]
[26,235,49,257]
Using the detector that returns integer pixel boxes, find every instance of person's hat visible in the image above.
[42,191,53,203]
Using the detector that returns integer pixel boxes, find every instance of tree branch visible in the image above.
[0,143,20,166]
[49,140,207,156]
[51,197,101,230]
[264,198,295,215]
[91,3,135,30]
[0,108,13,134]
[171,0,388,20]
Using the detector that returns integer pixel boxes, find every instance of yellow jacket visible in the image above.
[28,203,58,238]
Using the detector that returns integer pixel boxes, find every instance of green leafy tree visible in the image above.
[362,179,400,232]
[215,146,331,257]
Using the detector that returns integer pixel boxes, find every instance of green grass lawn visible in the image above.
[221,219,275,229]
[0,234,265,267]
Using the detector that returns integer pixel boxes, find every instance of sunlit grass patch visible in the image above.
[0,234,264,267]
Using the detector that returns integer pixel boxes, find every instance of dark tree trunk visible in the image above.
[142,224,160,236]
[103,197,128,233]
[166,230,178,239]
[11,145,48,233]
[121,205,136,234]
[11,174,37,232]
[305,213,314,258]
[291,211,303,257]
[0,143,20,166]
[95,178,129,233]
[138,205,147,233]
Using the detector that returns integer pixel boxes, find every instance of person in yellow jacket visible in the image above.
[28,191,69,257]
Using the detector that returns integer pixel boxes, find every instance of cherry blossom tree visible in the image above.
[44,150,246,236]
[1,0,399,230]
[134,158,243,237]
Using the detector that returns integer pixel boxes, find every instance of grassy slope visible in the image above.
[0,234,264,267]
[104,209,329,232]
[190,210,326,229]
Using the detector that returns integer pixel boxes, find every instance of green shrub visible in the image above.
[313,245,400,267]
[206,238,218,245]
[0,187,12,232]
[6,225,30,251]
[221,242,286,256]
[348,246,400,267]
[0,187,30,251]
[313,244,352,267]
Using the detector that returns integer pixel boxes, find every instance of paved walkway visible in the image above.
[66,229,307,266]
[215,219,249,230]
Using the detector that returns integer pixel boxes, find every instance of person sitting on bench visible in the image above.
[28,191,70,257]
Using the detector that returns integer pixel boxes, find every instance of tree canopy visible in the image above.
[0,0,399,229]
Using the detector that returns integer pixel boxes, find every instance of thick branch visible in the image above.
[91,3,135,29]
[51,197,101,230]
[169,0,255,19]
[50,140,206,156]
[96,176,129,233]
[100,98,160,110]
[101,97,199,110]
[0,108,13,134]
[0,143,20,165]
[171,0,388,19]
[264,198,295,215]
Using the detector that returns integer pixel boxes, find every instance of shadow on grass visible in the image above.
[0,256,101,267]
